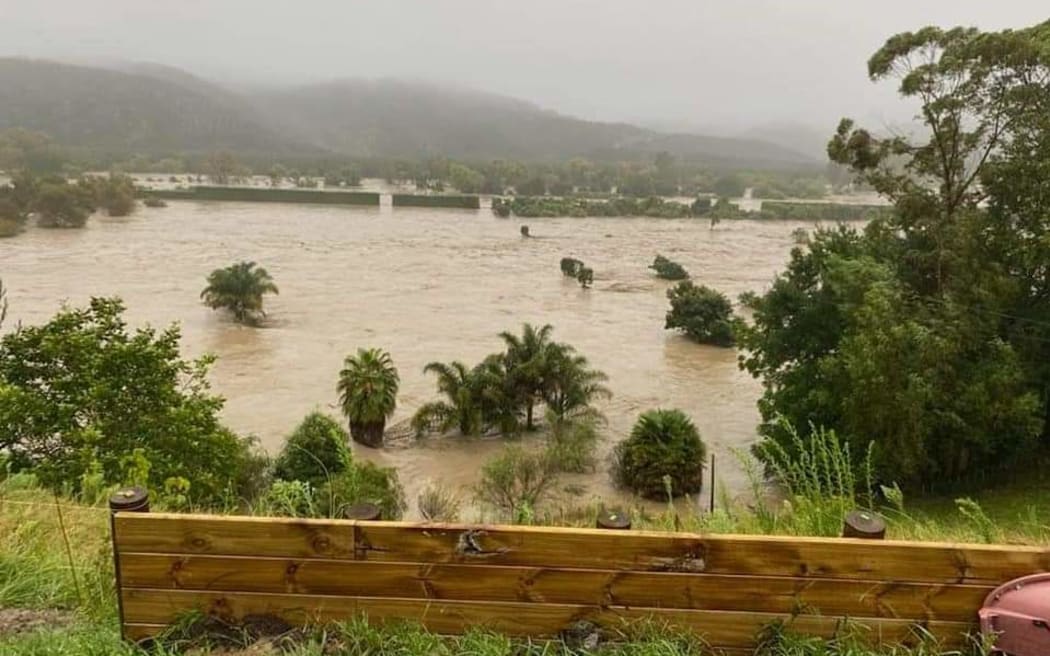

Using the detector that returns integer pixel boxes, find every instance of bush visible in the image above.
[544,412,600,473]
[256,479,318,517]
[614,409,706,499]
[649,254,689,280]
[319,461,406,520]
[0,217,20,238]
[0,297,262,506]
[560,257,583,277]
[665,281,737,346]
[474,446,557,521]
[273,412,351,488]
[143,197,167,208]
[576,266,594,289]
[417,481,462,522]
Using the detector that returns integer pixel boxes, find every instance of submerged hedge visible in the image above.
[146,186,380,206]
[392,194,481,209]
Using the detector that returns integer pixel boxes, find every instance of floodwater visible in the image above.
[1,200,825,517]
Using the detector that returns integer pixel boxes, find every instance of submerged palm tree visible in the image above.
[542,344,611,420]
[200,261,278,325]
[498,323,555,431]
[338,348,399,448]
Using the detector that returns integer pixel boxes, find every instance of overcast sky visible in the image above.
[2,1,1047,135]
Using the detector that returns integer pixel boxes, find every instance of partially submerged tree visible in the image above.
[200,261,278,325]
[337,348,400,448]
[649,254,689,281]
[614,409,707,499]
[665,281,737,346]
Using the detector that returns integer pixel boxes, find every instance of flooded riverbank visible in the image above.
[1,201,829,517]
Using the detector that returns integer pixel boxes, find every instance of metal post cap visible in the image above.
[596,508,631,530]
[108,487,150,513]
[843,509,886,539]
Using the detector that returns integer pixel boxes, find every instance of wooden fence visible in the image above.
[110,512,1050,651]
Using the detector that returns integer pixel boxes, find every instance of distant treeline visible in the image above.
[493,196,887,221]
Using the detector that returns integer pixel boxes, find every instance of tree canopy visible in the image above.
[740,19,1050,491]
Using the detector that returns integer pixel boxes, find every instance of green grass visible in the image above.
[0,470,1020,655]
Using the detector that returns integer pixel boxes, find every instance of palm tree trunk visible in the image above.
[350,420,385,448]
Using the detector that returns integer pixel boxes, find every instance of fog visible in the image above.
[2,0,1047,135]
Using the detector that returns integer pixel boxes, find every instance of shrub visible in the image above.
[614,409,706,499]
[143,197,167,208]
[665,281,737,346]
[560,257,583,277]
[576,266,594,289]
[0,217,20,238]
[319,461,406,520]
[0,297,261,506]
[544,411,601,473]
[257,479,318,517]
[649,254,689,280]
[417,481,462,522]
[474,446,557,521]
[273,412,351,488]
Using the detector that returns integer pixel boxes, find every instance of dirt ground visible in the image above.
[0,607,75,637]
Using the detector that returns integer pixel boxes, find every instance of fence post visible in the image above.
[109,487,150,641]
[596,508,631,530]
[842,509,886,539]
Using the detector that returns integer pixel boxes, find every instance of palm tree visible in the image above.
[614,409,706,499]
[337,348,399,448]
[412,361,483,436]
[498,323,554,431]
[542,344,611,420]
[200,261,278,325]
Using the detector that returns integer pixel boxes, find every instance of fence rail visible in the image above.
[108,509,1050,650]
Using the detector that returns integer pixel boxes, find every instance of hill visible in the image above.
[0,58,307,157]
[253,78,817,167]
[0,58,817,168]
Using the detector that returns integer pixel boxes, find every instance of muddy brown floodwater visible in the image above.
[1,200,831,518]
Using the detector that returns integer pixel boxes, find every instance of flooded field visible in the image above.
[1,201,828,517]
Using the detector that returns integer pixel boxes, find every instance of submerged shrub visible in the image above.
[665,280,737,346]
[544,411,601,473]
[614,409,706,499]
[474,446,557,521]
[417,480,462,522]
[649,254,689,280]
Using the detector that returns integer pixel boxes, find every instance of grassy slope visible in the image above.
[1,471,1033,655]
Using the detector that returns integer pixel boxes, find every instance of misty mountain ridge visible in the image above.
[0,57,818,168]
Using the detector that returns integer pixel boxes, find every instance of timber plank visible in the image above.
[118,554,989,622]
[114,515,1050,584]
[114,513,356,559]
[120,588,973,648]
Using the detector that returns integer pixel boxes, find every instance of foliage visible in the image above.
[272,412,350,488]
[559,257,583,277]
[256,479,318,517]
[33,180,93,228]
[614,409,707,499]
[544,410,601,473]
[200,261,279,325]
[94,173,137,217]
[142,197,167,208]
[474,446,557,521]
[649,254,689,280]
[416,480,462,522]
[742,20,1050,491]
[319,460,407,520]
[576,266,594,289]
[0,297,263,505]
[413,325,609,438]
[337,348,399,447]
[665,281,737,346]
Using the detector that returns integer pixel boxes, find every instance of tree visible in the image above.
[337,348,400,448]
[741,20,1050,491]
[205,151,240,185]
[576,266,594,289]
[200,261,279,325]
[649,254,689,280]
[541,344,611,421]
[711,173,746,198]
[412,360,504,436]
[449,163,484,193]
[273,412,351,487]
[96,173,137,217]
[498,323,554,431]
[665,281,737,346]
[560,257,583,277]
[614,409,707,499]
[33,181,93,228]
[0,298,263,504]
